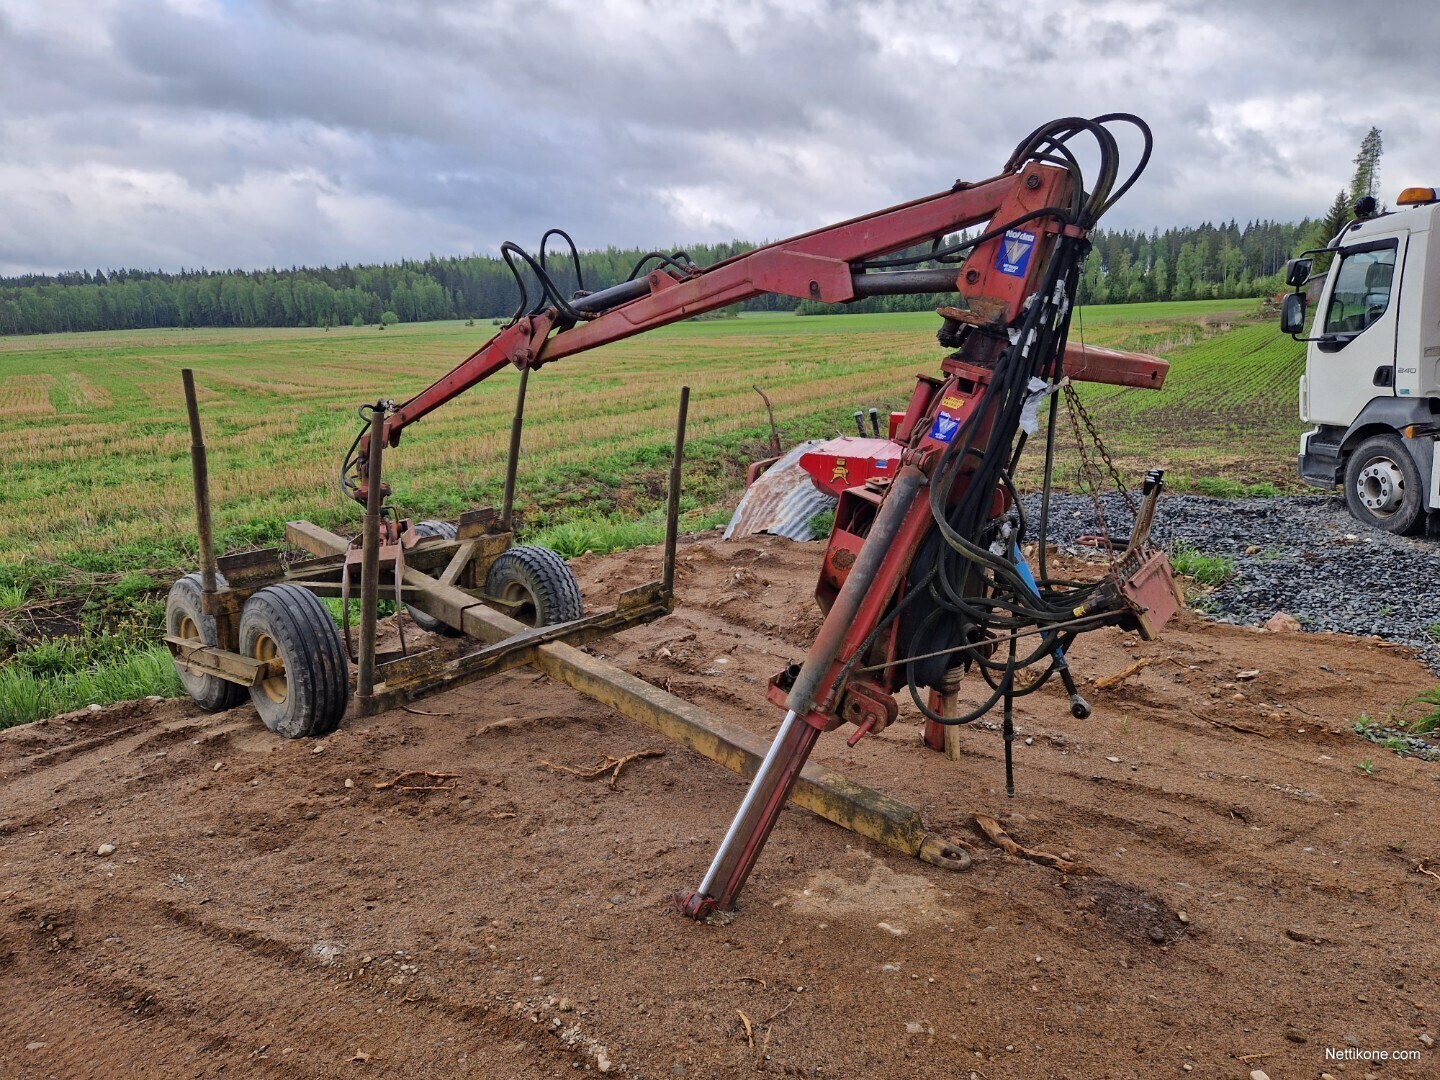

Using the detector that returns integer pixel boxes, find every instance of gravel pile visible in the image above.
[1019,490,1440,676]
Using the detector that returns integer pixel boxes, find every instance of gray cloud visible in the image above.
[1,0,1435,275]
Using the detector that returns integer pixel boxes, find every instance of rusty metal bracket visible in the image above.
[363,582,673,713]
[165,634,283,686]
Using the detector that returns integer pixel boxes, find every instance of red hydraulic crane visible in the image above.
[336,114,1178,917]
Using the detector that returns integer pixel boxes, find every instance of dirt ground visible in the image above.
[3,533,1439,1080]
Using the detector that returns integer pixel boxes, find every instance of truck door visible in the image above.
[1305,237,1403,426]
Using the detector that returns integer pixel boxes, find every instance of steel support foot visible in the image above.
[681,710,823,918]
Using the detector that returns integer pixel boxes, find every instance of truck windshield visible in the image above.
[1323,244,1397,335]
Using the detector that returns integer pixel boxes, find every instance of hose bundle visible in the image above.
[876,115,1154,729]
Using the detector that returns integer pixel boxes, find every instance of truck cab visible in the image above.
[1283,190,1440,534]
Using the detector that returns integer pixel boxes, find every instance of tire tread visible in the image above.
[485,545,583,626]
[166,573,246,712]
[405,520,462,635]
[1344,433,1424,535]
[240,583,349,738]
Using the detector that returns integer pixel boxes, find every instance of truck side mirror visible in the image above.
[1285,258,1312,289]
[1280,292,1308,335]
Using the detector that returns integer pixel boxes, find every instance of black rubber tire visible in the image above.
[484,545,583,627]
[405,520,462,635]
[239,583,350,738]
[1344,434,1425,535]
[166,572,247,712]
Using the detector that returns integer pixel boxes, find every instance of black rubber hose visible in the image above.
[539,228,586,296]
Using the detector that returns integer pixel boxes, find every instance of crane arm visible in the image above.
[348,160,1074,496]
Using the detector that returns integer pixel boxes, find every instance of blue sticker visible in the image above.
[995,229,1036,277]
[929,413,960,443]
[874,459,889,469]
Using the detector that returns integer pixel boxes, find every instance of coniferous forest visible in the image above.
[0,218,1316,336]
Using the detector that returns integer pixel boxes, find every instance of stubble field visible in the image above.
[1,300,1295,578]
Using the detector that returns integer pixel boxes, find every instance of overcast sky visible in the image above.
[2,0,1435,277]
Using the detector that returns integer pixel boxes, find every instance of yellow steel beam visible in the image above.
[282,520,969,871]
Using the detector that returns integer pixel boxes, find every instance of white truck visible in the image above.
[1281,188,1440,536]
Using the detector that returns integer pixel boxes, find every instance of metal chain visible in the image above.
[1065,383,1138,513]
[1062,383,1113,550]
[1062,382,1138,560]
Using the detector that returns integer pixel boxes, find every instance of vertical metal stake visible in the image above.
[500,366,530,534]
[662,386,689,597]
[357,405,386,701]
[181,369,219,601]
[940,667,964,762]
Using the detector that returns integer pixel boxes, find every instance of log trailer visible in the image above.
[166,114,1180,918]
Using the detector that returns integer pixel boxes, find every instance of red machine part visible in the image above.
[346,157,1166,500]
[787,332,1169,504]
[797,436,906,499]
[343,116,1174,921]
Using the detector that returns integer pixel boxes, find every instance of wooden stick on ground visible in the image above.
[1092,657,1152,690]
[975,814,1084,873]
[541,748,665,790]
[375,770,461,791]
[1188,709,1269,738]
[757,1003,791,1065]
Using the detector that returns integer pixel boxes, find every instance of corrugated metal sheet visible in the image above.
[724,440,837,542]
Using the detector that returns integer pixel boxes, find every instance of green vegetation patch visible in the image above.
[0,644,180,729]
[2,299,1310,725]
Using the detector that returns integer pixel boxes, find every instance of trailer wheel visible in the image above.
[166,572,246,712]
[405,520,462,635]
[1344,434,1424,535]
[484,545,583,627]
[239,584,350,738]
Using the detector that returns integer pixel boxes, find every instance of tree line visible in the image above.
[0,242,798,336]
[0,218,1323,336]
[796,218,1316,314]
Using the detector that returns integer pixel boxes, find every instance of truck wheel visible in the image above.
[166,572,246,712]
[1344,434,1424,535]
[239,584,350,738]
[484,546,583,627]
[405,520,461,635]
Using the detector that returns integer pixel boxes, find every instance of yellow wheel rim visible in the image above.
[178,613,199,642]
[251,632,287,704]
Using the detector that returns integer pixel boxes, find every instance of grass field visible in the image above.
[0,298,1306,723]
[1062,310,1307,495]
[0,298,1294,572]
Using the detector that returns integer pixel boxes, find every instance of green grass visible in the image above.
[0,301,1280,581]
[1403,688,1440,735]
[529,508,730,558]
[3,299,1312,725]
[1060,319,1306,495]
[805,509,836,538]
[1167,541,1237,587]
[0,644,181,729]
[1185,476,1284,499]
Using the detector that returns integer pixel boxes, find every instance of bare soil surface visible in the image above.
[3,533,1439,1079]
